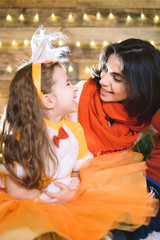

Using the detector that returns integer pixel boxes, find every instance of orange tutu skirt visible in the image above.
[0,151,158,240]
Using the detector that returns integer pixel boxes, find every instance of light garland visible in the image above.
[0,39,157,48]
[2,10,160,24]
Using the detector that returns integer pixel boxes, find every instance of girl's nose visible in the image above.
[73,84,78,92]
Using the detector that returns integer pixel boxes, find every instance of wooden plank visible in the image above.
[0,0,160,9]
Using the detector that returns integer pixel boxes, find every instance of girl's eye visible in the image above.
[66,82,71,86]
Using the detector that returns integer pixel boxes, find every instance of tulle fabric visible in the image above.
[0,151,158,240]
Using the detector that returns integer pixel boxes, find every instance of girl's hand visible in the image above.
[41,182,76,204]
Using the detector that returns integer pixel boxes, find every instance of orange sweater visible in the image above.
[146,109,160,186]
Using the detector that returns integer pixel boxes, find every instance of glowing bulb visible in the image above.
[85,67,90,73]
[96,12,101,19]
[109,13,114,19]
[0,41,2,48]
[12,40,16,46]
[90,41,95,47]
[141,13,145,20]
[19,13,24,21]
[126,15,131,21]
[76,41,81,47]
[68,13,73,20]
[150,40,155,46]
[34,13,39,22]
[83,13,88,20]
[68,65,73,72]
[154,15,159,23]
[7,66,12,73]
[51,13,55,19]
[24,39,29,46]
[118,40,121,43]
[58,40,64,46]
[6,14,12,21]
[103,41,108,46]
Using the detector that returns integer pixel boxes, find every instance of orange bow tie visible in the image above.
[53,127,69,148]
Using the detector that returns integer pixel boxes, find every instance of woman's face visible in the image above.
[99,53,128,103]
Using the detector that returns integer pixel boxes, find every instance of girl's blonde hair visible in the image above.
[0,62,60,189]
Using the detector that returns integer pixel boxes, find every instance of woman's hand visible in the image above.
[40,177,80,204]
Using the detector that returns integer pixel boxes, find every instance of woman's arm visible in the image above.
[5,175,40,200]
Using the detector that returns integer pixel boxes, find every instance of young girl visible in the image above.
[0,27,158,240]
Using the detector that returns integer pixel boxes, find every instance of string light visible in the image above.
[126,15,132,22]
[83,13,88,20]
[68,65,73,72]
[12,40,17,46]
[19,13,24,21]
[68,13,73,21]
[0,41,2,48]
[150,40,155,46]
[6,14,12,21]
[108,13,114,19]
[85,67,90,73]
[24,39,29,46]
[90,41,95,47]
[6,66,12,73]
[76,41,81,47]
[51,12,55,19]
[96,12,101,20]
[140,13,145,20]
[154,15,159,23]
[103,41,109,47]
[58,40,64,46]
[34,13,39,22]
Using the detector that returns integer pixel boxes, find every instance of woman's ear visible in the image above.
[42,94,55,109]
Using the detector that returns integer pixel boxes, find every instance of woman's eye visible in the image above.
[114,77,122,82]
[112,73,123,82]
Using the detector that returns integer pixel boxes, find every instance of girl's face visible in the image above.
[50,66,78,119]
[99,53,128,103]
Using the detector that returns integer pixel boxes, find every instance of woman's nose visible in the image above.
[99,72,111,86]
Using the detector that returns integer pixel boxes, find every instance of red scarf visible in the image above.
[78,78,148,154]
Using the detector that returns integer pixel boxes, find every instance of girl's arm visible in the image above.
[5,175,40,200]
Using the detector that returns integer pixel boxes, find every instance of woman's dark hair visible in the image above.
[0,62,60,189]
[93,38,160,124]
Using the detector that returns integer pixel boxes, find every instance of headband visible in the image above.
[30,26,70,98]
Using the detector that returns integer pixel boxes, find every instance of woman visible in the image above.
[78,38,160,156]
[78,38,160,240]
